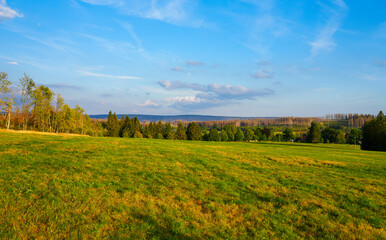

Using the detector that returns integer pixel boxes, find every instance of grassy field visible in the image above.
[0,131,385,239]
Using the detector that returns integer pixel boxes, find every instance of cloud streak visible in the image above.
[310,0,348,56]
[79,0,202,27]
[46,83,82,90]
[78,70,141,80]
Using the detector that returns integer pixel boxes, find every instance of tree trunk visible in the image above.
[6,111,11,130]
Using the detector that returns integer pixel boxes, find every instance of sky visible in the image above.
[0,0,385,117]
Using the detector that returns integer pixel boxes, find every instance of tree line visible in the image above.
[0,72,103,136]
[305,111,385,151]
[1,72,384,151]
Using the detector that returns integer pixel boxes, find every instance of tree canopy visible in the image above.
[362,111,386,151]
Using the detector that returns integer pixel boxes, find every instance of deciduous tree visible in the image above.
[18,73,35,130]
[283,128,295,142]
[244,129,254,142]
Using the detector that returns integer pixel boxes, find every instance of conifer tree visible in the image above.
[187,122,201,140]
[235,128,245,141]
[132,117,142,136]
[106,111,119,137]
[307,122,323,143]
[362,111,386,151]
[163,122,174,139]
[208,128,220,141]
[175,122,187,140]
[220,130,229,141]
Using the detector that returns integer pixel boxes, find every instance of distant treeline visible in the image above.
[1,72,384,151]
[102,111,379,147]
[185,114,374,129]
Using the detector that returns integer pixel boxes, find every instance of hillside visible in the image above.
[0,132,385,239]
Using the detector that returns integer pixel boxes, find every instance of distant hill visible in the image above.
[89,114,274,122]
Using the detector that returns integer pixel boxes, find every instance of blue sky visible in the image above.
[0,0,385,116]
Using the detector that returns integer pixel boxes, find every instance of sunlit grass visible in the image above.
[0,132,385,239]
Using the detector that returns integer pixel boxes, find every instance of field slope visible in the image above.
[0,132,385,239]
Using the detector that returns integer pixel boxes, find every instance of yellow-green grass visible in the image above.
[0,132,385,239]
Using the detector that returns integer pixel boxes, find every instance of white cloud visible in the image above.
[310,0,348,56]
[0,0,23,21]
[78,70,141,80]
[164,96,201,103]
[159,80,205,91]
[78,0,122,6]
[159,80,274,100]
[135,100,159,107]
[7,61,18,65]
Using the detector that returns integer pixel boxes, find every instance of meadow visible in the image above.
[0,131,385,239]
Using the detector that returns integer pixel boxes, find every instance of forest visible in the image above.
[1,72,385,151]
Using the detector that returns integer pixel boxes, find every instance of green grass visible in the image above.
[0,131,385,239]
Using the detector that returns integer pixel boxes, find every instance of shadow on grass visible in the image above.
[129,212,196,240]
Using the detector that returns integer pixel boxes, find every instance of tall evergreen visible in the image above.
[235,128,245,141]
[220,130,229,142]
[362,111,386,151]
[307,122,322,143]
[186,122,201,141]
[175,122,187,140]
[106,111,119,137]
[163,122,174,139]
[132,117,142,136]
[224,125,236,141]
[120,115,132,137]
